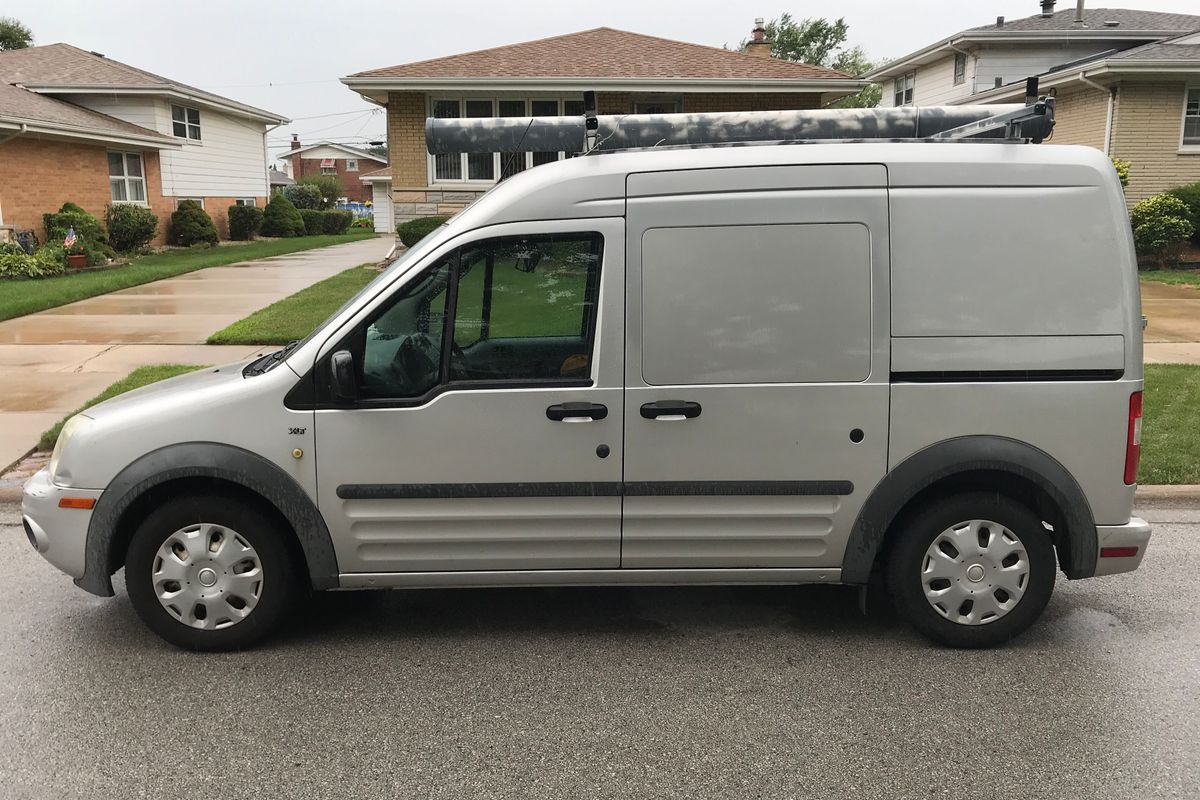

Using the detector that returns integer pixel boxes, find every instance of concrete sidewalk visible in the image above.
[0,236,393,469]
[1143,280,1200,365]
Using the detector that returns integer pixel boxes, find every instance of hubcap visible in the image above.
[151,523,264,630]
[920,519,1030,626]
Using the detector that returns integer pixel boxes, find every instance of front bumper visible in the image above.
[1093,516,1152,577]
[20,468,102,580]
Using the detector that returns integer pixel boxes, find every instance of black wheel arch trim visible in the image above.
[77,442,339,597]
[843,435,1098,584]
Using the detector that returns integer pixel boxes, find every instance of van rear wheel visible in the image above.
[125,494,298,651]
[886,493,1056,648]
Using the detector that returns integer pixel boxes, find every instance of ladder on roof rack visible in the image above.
[426,80,1055,157]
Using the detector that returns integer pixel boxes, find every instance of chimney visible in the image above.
[290,133,300,150]
[1040,0,1056,17]
[1074,0,1086,25]
[746,17,772,58]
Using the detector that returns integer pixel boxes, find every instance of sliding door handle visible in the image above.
[640,400,702,420]
[547,402,608,422]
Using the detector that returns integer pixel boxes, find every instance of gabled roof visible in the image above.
[0,43,287,123]
[281,141,387,163]
[868,7,1200,80]
[343,27,865,100]
[0,82,178,148]
[268,168,294,186]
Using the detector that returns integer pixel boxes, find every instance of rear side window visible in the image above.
[640,223,871,385]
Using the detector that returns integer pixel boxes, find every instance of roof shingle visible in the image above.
[0,81,173,142]
[968,7,1200,33]
[350,27,850,81]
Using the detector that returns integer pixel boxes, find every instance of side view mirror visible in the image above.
[330,350,358,404]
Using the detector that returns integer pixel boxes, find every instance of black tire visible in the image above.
[886,492,1056,648]
[125,494,299,651]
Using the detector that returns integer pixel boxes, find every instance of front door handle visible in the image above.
[547,402,608,423]
[640,400,702,420]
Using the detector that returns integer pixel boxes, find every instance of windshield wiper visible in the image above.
[243,340,300,377]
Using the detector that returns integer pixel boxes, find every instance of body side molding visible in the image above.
[842,435,1098,583]
[336,480,854,500]
[79,442,338,597]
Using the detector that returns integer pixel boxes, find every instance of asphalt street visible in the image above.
[1,499,1197,799]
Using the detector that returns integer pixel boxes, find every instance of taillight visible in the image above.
[1124,391,1143,485]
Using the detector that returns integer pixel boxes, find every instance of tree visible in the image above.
[297,174,343,210]
[0,17,33,51]
[365,143,388,160]
[739,14,881,108]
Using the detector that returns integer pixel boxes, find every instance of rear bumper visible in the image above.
[1093,517,1152,577]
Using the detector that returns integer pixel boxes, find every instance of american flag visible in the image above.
[63,227,77,248]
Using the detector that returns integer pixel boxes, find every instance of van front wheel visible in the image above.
[125,494,298,651]
[886,493,1056,648]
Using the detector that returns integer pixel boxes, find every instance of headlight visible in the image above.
[48,414,90,484]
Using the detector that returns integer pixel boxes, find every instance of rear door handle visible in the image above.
[547,402,608,423]
[640,400,702,420]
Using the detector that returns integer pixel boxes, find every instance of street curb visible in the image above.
[1135,484,1200,502]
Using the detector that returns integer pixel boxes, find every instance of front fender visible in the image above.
[843,435,1098,583]
[78,442,339,597]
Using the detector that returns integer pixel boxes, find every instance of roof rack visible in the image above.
[426,79,1055,157]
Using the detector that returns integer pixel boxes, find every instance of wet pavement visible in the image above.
[0,497,1196,798]
[1142,281,1200,364]
[0,237,393,469]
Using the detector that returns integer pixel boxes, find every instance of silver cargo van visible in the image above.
[22,104,1150,650]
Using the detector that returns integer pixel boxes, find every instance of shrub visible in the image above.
[1111,158,1131,189]
[1130,194,1194,269]
[299,208,324,236]
[297,174,343,209]
[322,209,354,234]
[0,245,65,279]
[397,215,450,247]
[1166,182,1200,247]
[228,204,264,240]
[351,216,373,229]
[43,202,112,257]
[168,200,219,247]
[282,183,322,210]
[260,193,306,237]
[104,203,158,252]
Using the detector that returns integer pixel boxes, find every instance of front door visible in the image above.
[621,165,891,571]
[313,219,625,577]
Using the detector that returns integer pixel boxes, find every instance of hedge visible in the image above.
[105,203,158,252]
[169,200,219,246]
[397,215,450,247]
[322,209,354,234]
[261,194,306,237]
[299,208,324,236]
[228,204,264,240]
[1167,182,1200,247]
[43,202,114,262]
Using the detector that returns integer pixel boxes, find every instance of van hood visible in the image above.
[80,359,260,423]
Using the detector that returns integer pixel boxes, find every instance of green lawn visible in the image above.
[1139,270,1200,288]
[1140,364,1200,485]
[0,232,375,323]
[39,364,208,451]
[208,264,379,345]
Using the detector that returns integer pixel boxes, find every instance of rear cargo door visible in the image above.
[622,164,891,571]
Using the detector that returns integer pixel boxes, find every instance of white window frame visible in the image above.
[171,104,202,141]
[108,152,147,205]
[426,96,586,187]
[894,72,916,106]
[174,197,205,209]
[953,53,967,86]
[345,159,359,172]
[1182,85,1200,153]
[235,198,256,207]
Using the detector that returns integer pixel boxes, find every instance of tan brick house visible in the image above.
[281,137,386,204]
[341,25,866,224]
[867,4,1200,204]
[0,44,287,243]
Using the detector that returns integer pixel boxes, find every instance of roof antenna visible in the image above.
[583,90,599,152]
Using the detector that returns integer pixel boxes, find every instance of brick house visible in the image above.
[281,137,386,204]
[0,43,287,244]
[341,24,866,224]
[867,3,1200,204]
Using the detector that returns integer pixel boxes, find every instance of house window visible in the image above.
[174,198,204,209]
[894,72,915,106]
[430,96,586,185]
[346,159,359,172]
[108,152,146,203]
[235,198,256,207]
[1184,88,1200,147]
[171,105,201,140]
[954,53,967,86]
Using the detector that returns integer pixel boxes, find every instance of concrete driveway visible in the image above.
[0,495,1196,798]
[1143,280,1200,364]
[0,236,392,469]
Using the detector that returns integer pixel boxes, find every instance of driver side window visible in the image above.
[354,232,602,401]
